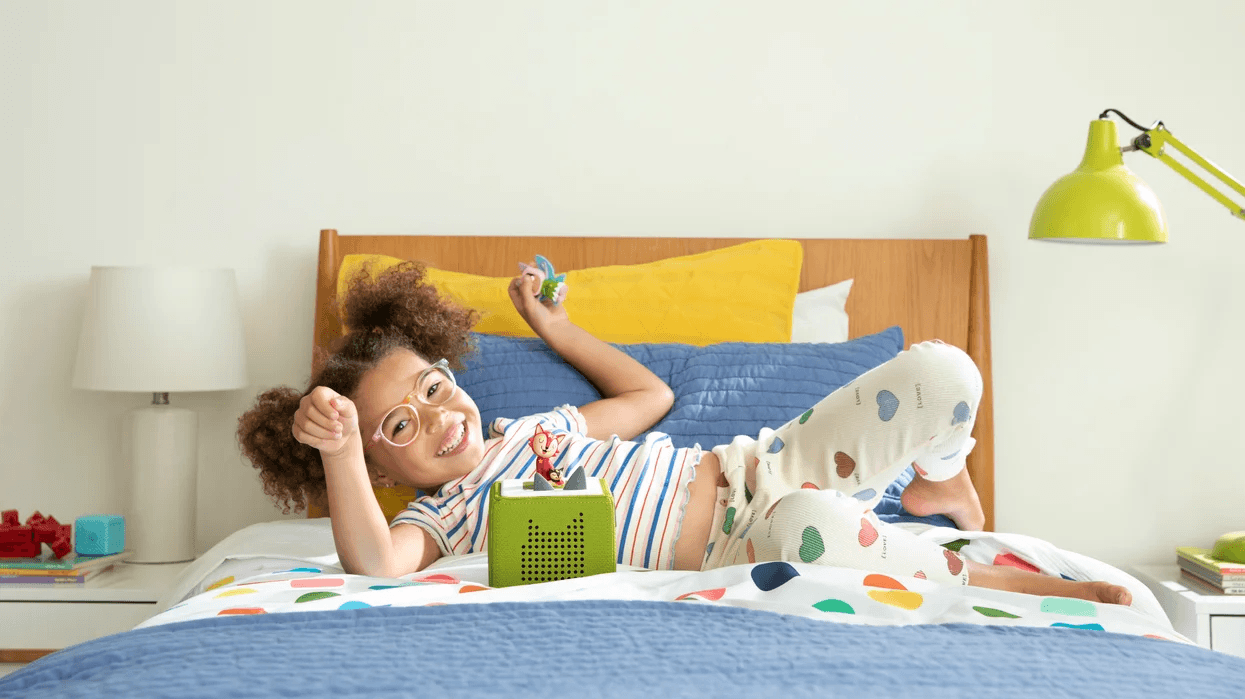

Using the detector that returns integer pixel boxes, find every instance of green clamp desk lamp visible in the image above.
[1029,111,1245,568]
[1029,109,1245,243]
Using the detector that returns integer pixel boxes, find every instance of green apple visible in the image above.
[1211,531,1245,564]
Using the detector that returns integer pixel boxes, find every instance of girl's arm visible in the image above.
[509,272,674,441]
[294,388,443,576]
[322,444,442,577]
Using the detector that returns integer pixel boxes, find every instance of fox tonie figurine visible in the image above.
[527,424,568,486]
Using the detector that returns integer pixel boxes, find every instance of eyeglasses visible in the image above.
[364,359,457,452]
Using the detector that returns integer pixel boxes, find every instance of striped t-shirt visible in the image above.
[389,405,702,570]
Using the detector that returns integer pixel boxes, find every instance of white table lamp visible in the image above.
[72,267,248,563]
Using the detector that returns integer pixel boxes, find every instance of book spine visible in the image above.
[0,564,111,583]
[1182,556,1245,576]
[0,552,132,571]
[0,563,79,571]
[1177,558,1245,583]
[0,574,86,585]
[1180,569,1245,594]
[1176,548,1245,575]
[0,567,86,577]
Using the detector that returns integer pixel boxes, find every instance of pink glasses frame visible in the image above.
[363,359,456,453]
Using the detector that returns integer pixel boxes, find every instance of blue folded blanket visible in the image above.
[5,600,1243,698]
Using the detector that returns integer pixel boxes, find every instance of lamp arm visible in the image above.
[1129,126,1245,221]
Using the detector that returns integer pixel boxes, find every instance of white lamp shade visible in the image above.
[73,266,249,392]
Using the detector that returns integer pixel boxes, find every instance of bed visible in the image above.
[4,230,1245,698]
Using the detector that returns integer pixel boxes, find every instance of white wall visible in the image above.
[3,1,1242,568]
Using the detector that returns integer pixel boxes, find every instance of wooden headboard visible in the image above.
[311,229,995,530]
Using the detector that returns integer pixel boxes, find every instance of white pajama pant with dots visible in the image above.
[700,341,982,586]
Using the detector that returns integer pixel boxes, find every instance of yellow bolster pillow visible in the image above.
[337,239,803,346]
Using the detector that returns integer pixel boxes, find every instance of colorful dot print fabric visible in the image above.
[138,528,1182,649]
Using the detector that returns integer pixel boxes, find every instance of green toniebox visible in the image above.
[487,477,616,587]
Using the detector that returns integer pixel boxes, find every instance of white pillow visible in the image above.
[156,519,341,612]
[790,279,852,343]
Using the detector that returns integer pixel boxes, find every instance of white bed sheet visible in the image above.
[159,519,1173,637]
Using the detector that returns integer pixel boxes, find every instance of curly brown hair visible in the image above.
[236,260,479,514]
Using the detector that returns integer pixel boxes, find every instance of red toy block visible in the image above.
[30,516,61,545]
[0,526,32,545]
[0,510,75,559]
[49,528,72,558]
[0,540,40,557]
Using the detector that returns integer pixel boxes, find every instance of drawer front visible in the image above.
[1211,615,1245,659]
[0,602,156,650]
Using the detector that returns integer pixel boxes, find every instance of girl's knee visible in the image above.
[750,490,867,563]
[901,341,983,406]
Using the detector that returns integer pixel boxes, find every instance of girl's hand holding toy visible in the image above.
[509,255,570,336]
[520,255,568,306]
[293,386,360,457]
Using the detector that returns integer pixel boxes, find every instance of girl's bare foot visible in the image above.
[966,561,1133,606]
[901,467,985,531]
[1085,581,1134,606]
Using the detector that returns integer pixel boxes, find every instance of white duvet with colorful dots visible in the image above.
[141,523,1181,646]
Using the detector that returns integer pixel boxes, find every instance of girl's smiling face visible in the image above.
[355,348,486,491]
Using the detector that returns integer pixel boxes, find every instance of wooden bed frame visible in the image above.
[311,229,995,530]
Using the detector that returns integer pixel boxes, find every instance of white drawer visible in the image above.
[1211,615,1245,659]
[0,602,156,649]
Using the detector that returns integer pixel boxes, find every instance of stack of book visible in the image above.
[1176,546,1245,595]
[0,550,133,586]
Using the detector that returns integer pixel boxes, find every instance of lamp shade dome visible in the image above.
[1029,119,1168,244]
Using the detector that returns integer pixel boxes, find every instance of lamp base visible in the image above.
[128,405,198,563]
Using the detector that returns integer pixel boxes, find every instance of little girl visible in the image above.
[238,261,1132,605]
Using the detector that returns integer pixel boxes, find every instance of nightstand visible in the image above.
[0,561,189,673]
[1131,564,1245,658]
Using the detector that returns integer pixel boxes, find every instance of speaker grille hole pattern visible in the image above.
[520,514,587,583]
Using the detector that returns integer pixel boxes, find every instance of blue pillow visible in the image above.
[458,328,953,526]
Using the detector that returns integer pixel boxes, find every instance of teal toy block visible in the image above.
[75,515,125,556]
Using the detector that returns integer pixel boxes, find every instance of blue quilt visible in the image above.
[4,600,1243,698]
[459,327,950,526]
